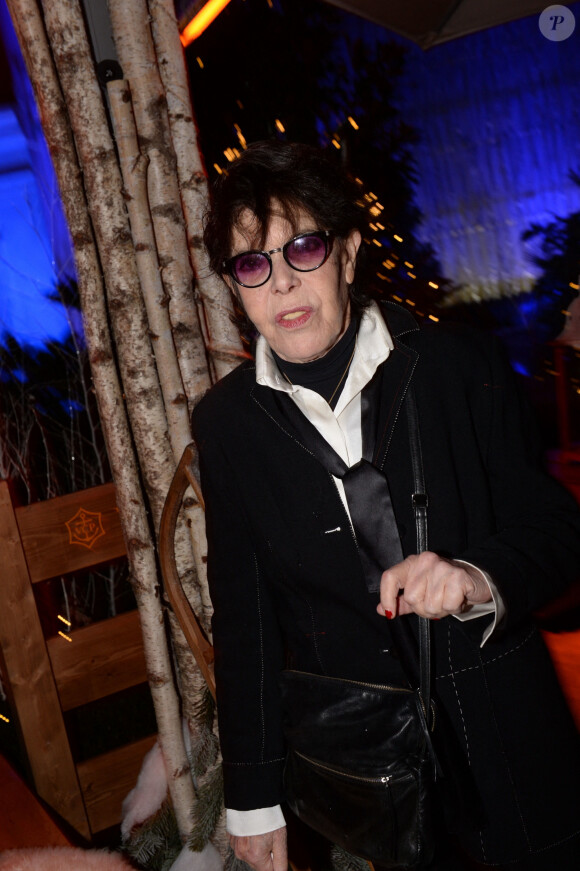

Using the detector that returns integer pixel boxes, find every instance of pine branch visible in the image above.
[123,799,182,871]
[189,723,219,779]
[188,764,224,852]
[188,686,218,778]
[192,683,216,731]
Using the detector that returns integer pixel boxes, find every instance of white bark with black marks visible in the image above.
[148,0,246,382]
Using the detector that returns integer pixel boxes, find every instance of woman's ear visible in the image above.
[343,229,362,285]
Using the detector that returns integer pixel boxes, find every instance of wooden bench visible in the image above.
[0,480,156,840]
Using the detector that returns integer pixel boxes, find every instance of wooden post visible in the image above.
[0,481,90,838]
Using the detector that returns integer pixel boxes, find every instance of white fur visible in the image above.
[121,721,194,841]
[0,847,133,870]
[168,843,223,871]
[121,741,168,840]
[121,725,222,869]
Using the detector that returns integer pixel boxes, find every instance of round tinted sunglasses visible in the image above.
[222,230,334,288]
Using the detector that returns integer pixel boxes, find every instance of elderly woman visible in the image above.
[192,141,580,871]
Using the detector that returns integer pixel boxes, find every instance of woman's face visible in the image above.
[227,207,361,363]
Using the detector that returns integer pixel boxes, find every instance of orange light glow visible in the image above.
[181,0,233,47]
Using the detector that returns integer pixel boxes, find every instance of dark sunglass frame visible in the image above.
[222,230,334,288]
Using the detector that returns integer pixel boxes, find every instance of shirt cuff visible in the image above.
[450,559,506,646]
[226,805,286,837]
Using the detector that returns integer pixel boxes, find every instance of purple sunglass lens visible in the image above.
[233,252,270,285]
[286,234,327,268]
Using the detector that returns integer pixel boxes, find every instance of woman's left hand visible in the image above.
[376,551,492,620]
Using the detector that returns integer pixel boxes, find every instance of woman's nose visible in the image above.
[270,252,299,294]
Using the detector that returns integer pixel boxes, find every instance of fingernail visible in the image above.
[384,609,393,619]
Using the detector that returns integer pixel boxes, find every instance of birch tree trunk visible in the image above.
[148,0,246,382]
[106,7,218,638]
[107,78,210,630]
[7,0,195,838]
[107,0,211,412]
[106,0,216,647]
[106,79,194,464]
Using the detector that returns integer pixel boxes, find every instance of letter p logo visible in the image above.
[539,5,576,41]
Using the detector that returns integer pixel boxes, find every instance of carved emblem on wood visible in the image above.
[65,508,106,549]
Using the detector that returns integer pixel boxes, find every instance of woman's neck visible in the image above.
[272,317,358,409]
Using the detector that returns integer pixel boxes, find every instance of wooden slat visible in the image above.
[15,482,126,583]
[47,610,148,711]
[0,481,91,839]
[77,735,157,834]
[0,754,74,849]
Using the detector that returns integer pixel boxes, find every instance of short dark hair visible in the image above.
[203,141,371,333]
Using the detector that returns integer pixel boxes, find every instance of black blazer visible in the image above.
[192,304,580,865]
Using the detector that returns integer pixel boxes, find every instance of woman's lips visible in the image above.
[275,307,313,329]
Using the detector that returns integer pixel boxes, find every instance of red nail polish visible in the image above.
[384,609,393,619]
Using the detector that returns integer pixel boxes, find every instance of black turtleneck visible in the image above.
[272,316,358,410]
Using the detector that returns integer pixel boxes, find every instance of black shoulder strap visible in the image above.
[406,386,431,714]
[388,386,431,718]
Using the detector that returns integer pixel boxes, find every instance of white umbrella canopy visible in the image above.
[322,0,551,48]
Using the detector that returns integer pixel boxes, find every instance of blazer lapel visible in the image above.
[251,382,347,473]
[372,339,418,470]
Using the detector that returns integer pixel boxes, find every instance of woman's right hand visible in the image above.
[229,826,288,871]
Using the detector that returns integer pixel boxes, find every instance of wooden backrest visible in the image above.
[0,480,155,840]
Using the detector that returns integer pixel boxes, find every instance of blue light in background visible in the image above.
[393,5,580,302]
[0,0,75,352]
[0,106,72,349]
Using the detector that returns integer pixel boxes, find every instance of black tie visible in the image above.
[272,366,404,593]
